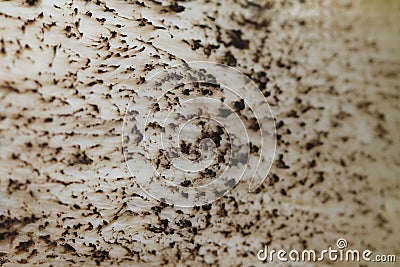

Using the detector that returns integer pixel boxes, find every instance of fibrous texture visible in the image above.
[0,0,399,266]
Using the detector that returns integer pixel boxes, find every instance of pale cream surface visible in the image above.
[0,0,399,266]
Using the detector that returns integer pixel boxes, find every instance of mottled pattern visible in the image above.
[0,0,399,266]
